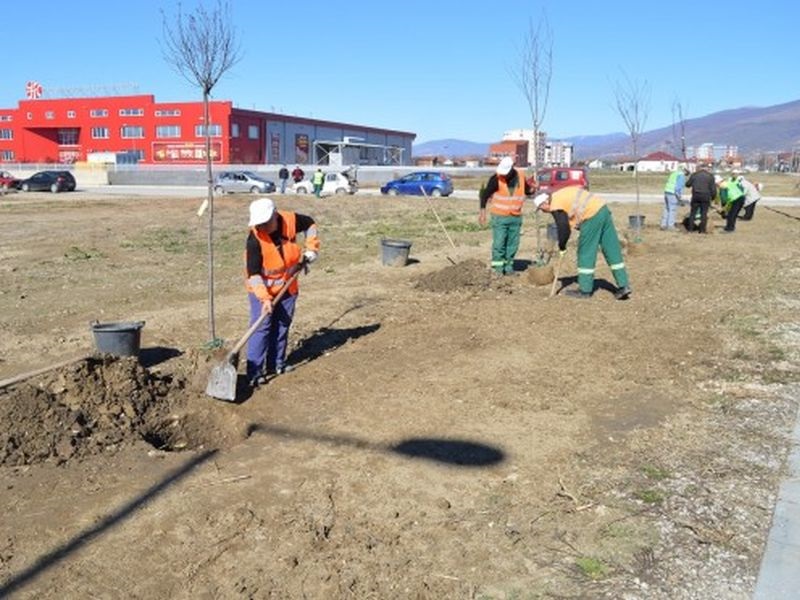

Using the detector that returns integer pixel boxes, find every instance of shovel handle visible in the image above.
[228,262,304,357]
[549,254,563,298]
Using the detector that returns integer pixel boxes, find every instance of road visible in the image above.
[3,185,799,207]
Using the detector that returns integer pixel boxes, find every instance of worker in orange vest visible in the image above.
[479,156,536,275]
[534,185,631,300]
[245,197,320,387]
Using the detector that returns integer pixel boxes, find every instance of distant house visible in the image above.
[635,151,684,173]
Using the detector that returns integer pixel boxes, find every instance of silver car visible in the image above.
[213,171,276,194]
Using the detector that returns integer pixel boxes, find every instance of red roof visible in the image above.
[641,151,682,161]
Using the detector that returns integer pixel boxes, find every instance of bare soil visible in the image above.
[1,190,799,599]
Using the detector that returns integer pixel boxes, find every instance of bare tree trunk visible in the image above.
[203,91,216,341]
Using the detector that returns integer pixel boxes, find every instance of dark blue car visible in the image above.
[380,171,453,197]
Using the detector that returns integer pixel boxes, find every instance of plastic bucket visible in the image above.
[90,321,145,357]
[628,215,646,229]
[546,223,558,242]
[380,239,412,267]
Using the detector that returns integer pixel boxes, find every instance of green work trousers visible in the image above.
[491,214,522,274]
[576,206,629,293]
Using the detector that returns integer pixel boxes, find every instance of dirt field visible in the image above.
[1,189,799,599]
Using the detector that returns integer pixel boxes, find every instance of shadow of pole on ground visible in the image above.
[250,423,506,468]
[0,449,218,597]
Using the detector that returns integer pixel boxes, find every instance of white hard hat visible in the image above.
[533,193,549,208]
[496,156,514,176]
[248,197,275,227]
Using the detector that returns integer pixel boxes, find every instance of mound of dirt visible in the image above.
[415,259,501,293]
[0,355,189,466]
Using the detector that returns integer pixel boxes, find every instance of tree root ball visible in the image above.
[528,264,554,286]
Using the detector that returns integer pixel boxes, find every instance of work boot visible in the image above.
[248,374,267,388]
[614,286,632,300]
[562,289,592,299]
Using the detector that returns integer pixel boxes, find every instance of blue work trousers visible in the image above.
[246,292,297,380]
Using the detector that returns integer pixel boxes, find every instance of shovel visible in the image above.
[549,252,564,298]
[420,185,458,265]
[206,264,303,402]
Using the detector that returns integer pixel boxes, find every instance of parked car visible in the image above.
[18,170,76,193]
[293,170,357,196]
[532,167,588,194]
[0,170,20,191]
[380,171,453,197]
[214,171,276,194]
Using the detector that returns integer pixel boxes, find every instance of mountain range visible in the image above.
[413,99,800,161]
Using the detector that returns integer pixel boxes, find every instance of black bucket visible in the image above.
[380,239,412,267]
[90,321,145,357]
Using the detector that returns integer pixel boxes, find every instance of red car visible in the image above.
[0,170,20,191]
[530,167,589,194]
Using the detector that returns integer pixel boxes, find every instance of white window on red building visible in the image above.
[195,124,221,137]
[156,125,181,138]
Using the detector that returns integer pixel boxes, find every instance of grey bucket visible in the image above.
[546,223,558,242]
[90,321,145,357]
[628,215,646,229]
[380,238,412,267]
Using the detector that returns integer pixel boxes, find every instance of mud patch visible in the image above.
[414,259,506,293]
[0,355,249,466]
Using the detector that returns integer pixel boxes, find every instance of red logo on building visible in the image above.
[25,81,43,99]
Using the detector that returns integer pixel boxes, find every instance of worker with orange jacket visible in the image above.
[534,185,631,300]
[479,156,536,275]
[245,197,320,387]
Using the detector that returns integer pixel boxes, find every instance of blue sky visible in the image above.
[3,0,797,143]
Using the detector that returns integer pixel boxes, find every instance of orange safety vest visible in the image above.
[245,211,318,300]
[549,186,604,229]
[489,168,526,216]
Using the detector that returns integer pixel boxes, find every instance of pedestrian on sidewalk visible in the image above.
[312,168,325,197]
[278,165,289,194]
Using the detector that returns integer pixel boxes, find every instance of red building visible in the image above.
[0,90,415,166]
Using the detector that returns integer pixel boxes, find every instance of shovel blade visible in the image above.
[205,361,239,402]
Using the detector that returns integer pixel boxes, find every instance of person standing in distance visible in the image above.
[278,165,289,194]
[312,168,325,198]
[478,156,536,275]
[684,163,717,233]
[244,197,320,387]
[661,166,688,230]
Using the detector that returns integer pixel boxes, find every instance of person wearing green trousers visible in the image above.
[534,186,631,300]
[478,156,536,275]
